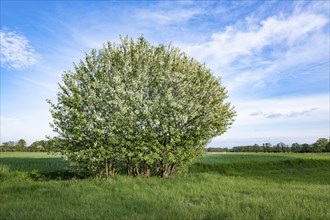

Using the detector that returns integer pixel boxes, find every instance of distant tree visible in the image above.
[252,144,261,152]
[1,142,11,152]
[273,142,286,153]
[301,143,311,153]
[232,146,243,152]
[2,141,15,147]
[29,139,58,152]
[276,142,288,152]
[263,143,272,153]
[291,143,302,153]
[311,138,328,152]
[14,139,27,151]
[325,141,330,152]
[48,36,236,178]
[16,139,27,147]
[283,146,290,153]
[29,140,46,152]
[207,148,222,152]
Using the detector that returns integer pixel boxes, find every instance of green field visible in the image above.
[0,152,329,220]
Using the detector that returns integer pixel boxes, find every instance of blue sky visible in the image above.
[1,1,329,147]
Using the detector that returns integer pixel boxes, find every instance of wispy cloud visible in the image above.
[20,76,58,93]
[136,3,205,25]
[209,94,328,147]
[234,94,328,124]
[0,30,39,70]
[250,108,318,119]
[209,94,328,142]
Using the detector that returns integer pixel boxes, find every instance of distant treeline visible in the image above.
[207,138,330,153]
[0,139,55,152]
[1,138,329,153]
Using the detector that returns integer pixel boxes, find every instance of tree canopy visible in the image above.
[48,36,236,177]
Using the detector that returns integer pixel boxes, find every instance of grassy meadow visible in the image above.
[0,152,329,220]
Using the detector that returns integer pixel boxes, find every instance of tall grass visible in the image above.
[0,152,329,219]
[190,153,330,185]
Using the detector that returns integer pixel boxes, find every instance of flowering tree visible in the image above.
[48,36,236,177]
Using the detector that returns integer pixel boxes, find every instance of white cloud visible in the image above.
[0,30,39,70]
[180,9,329,92]
[186,11,327,66]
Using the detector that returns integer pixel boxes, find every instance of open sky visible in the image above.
[1,1,329,147]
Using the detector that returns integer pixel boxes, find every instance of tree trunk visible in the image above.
[127,157,131,176]
[105,158,109,179]
[109,162,115,176]
[134,163,140,176]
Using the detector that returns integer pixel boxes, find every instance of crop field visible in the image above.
[0,152,329,220]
